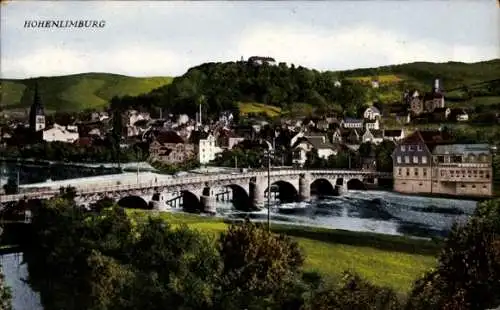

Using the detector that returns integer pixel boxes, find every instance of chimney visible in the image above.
[434,79,440,92]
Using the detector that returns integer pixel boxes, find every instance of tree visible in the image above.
[375,140,395,172]
[406,199,500,310]
[303,272,402,310]
[216,221,305,309]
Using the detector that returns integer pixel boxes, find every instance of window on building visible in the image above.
[404,156,410,163]
[423,168,427,177]
[417,145,423,151]
[397,156,402,164]
[413,156,418,164]
[406,169,410,176]
[408,145,414,151]
[486,173,490,179]
[414,168,419,176]
[401,145,406,151]
[461,184,466,188]
[422,156,427,164]
[398,168,402,176]
[437,156,444,163]
[440,170,445,177]
[472,185,476,188]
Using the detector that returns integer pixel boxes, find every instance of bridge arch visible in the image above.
[117,196,149,209]
[266,180,298,203]
[310,178,335,197]
[347,178,367,190]
[212,184,251,211]
[182,190,202,213]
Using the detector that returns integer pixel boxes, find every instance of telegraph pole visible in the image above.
[267,151,271,232]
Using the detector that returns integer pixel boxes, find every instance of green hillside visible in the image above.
[0,73,173,112]
[1,59,499,114]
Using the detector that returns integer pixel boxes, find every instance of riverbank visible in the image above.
[392,189,499,201]
[1,157,157,171]
[127,210,439,293]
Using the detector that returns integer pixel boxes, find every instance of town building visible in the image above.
[363,106,381,120]
[407,79,446,116]
[190,131,223,165]
[292,134,338,166]
[149,131,196,164]
[42,124,79,143]
[392,130,493,197]
[29,83,46,132]
[341,118,363,129]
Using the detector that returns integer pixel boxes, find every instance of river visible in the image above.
[0,253,42,310]
[0,163,480,309]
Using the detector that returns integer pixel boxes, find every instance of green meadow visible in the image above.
[127,210,439,293]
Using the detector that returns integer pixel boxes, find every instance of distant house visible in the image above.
[447,108,469,122]
[149,130,196,164]
[383,129,405,142]
[217,129,245,150]
[363,107,381,120]
[292,135,338,166]
[189,131,223,164]
[342,128,362,146]
[364,118,380,130]
[42,124,79,143]
[341,118,363,129]
[395,112,411,124]
[362,129,383,144]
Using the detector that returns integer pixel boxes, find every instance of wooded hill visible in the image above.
[1,59,499,116]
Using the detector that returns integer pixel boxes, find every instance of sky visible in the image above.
[1,1,499,79]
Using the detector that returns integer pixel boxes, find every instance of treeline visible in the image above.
[20,194,500,310]
[2,141,148,164]
[110,61,370,118]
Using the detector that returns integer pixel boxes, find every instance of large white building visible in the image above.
[42,124,79,143]
[197,133,223,164]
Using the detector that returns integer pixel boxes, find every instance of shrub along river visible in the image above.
[0,162,479,309]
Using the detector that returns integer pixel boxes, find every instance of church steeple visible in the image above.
[29,82,45,132]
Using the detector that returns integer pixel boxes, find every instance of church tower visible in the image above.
[29,83,45,132]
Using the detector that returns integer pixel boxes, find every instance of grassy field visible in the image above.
[347,74,403,84]
[238,102,282,117]
[0,73,173,112]
[127,210,438,293]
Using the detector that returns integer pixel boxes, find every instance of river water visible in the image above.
[0,254,42,310]
[0,163,480,309]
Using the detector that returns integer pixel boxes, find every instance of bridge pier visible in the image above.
[250,177,265,209]
[299,173,311,201]
[200,195,217,215]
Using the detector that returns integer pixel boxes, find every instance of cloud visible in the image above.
[236,23,499,71]
[1,46,191,78]
[1,14,498,78]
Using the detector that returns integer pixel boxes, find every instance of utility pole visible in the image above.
[136,161,139,184]
[235,156,238,169]
[267,150,271,232]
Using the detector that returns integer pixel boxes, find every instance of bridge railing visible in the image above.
[0,169,391,202]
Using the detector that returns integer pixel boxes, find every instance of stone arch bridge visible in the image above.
[0,169,391,213]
